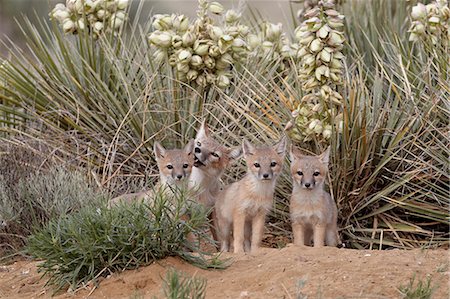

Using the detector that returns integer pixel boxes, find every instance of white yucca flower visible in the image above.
[147,0,250,89]
[409,0,449,45]
[289,0,346,145]
[49,0,129,38]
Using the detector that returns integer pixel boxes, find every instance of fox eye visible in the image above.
[211,152,219,158]
[313,171,320,176]
[254,163,260,168]
[167,165,173,169]
[197,141,201,147]
[270,161,277,167]
[297,171,303,176]
[183,163,189,169]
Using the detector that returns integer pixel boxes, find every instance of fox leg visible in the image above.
[215,210,229,252]
[292,222,306,246]
[208,209,220,249]
[313,224,326,247]
[244,220,252,252]
[233,211,246,253]
[250,212,266,253]
[325,223,339,247]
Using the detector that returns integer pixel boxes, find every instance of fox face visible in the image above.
[242,137,287,181]
[154,139,195,184]
[193,120,241,170]
[290,147,330,190]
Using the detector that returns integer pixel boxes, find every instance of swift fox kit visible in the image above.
[189,120,242,242]
[289,146,339,247]
[109,139,194,206]
[216,137,287,253]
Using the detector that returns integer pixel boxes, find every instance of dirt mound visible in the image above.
[1,245,449,298]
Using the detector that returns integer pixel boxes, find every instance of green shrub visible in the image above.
[0,146,97,252]
[26,188,222,293]
[398,275,435,299]
[163,269,207,299]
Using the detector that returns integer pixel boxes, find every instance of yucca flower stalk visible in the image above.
[409,0,449,46]
[49,0,129,38]
[148,0,250,89]
[289,0,345,144]
[249,22,299,72]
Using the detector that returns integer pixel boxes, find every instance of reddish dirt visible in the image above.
[1,245,449,299]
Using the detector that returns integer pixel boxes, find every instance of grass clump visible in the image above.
[163,269,207,299]
[0,148,97,253]
[26,188,221,293]
[398,275,436,299]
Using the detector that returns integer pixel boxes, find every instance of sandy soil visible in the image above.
[1,245,449,299]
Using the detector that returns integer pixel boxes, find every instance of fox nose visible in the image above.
[176,174,183,180]
[304,183,311,188]
[263,173,269,179]
[195,147,201,153]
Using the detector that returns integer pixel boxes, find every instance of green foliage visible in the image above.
[163,269,207,299]
[398,275,435,299]
[26,188,221,293]
[0,0,448,251]
[0,145,97,252]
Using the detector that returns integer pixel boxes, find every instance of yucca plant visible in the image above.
[1,0,448,251]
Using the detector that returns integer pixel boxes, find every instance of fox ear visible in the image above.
[289,145,299,161]
[274,136,287,157]
[228,146,243,161]
[196,120,210,139]
[154,141,166,160]
[319,146,331,165]
[184,139,194,155]
[242,139,256,156]
[289,145,305,161]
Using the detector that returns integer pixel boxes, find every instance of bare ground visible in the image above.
[1,245,449,299]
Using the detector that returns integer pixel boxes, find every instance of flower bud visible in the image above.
[149,32,172,48]
[247,34,261,49]
[52,8,70,22]
[196,74,207,86]
[320,48,331,62]
[204,56,215,69]
[317,25,330,39]
[209,2,224,15]
[194,41,209,55]
[323,129,332,139]
[97,9,107,20]
[178,49,192,64]
[209,45,221,57]
[310,38,323,53]
[225,9,241,23]
[182,32,195,47]
[176,62,189,73]
[328,31,344,46]
[217,74,230,88]
[117,0,129,10]
[411,3,427,20]
[187,70,198,81]
[93,21,104,33]
[63,19,75,33]
[190,55,203,67]
[209,26,224,41]
[265,22,283,41]
[172,35,183,48]
[238,25,249,36]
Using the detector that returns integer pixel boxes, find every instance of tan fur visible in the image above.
[289,146,339,247]
[215,137,287,253]
[188,121,241,244]
[108,139,194,207]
